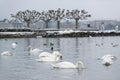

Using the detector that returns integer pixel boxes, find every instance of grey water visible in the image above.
[0,36,120,80]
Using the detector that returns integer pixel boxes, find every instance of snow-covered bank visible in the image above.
[43,30,120,37]
[0,32,37,38]
[0,32,35,35]
[0,29,120,38]
[46,29,120,34]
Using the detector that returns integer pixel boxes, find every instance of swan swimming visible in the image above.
[12,42,18,50]
[101,54,117,66]
[36,55,62,62]
[1,51,13,56]
[39,51,62,58]
[51,61,84,69]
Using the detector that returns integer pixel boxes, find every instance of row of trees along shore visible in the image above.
[11,8,91,29]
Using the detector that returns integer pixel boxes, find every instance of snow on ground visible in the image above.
[0,29,120,36]
[0,32,35,35]
[46,29,120,35]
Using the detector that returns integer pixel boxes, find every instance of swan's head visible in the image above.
[12,42,18,48]
[14,42,18,44]
[104,62,111,66]
[51,47,54,51]
[59,55,62,60]
[102,57,114,67]
[56,55,62,60]
[12,42,18,44]
[102,58,113,67]
[53,51,62,59]
[76,61,84,68]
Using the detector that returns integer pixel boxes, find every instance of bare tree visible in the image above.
[52,8,65,29]
[11,10,41,28]
[66,9,91,29]
[40,10,54,28]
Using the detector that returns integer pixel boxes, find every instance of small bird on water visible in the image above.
[12,42,18,50]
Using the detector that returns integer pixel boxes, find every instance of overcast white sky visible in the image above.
[0,0,120,20]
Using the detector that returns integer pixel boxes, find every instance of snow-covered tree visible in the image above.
[66,9,91,29]
[52,8,65,29]
[11,10,41,28]
[40,10,54,28]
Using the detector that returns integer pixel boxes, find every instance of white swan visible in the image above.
[101,54,117,66]
[39,51,62,58]
[1,51,13,56]
[102,58,114,66]
[28,46,43,56]
[51,61,84,69]
[36,55,62,62]
[12,42,18,50]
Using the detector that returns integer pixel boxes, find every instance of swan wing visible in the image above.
[102,54,114,59]
[39,52,51,57]
[52,61,76,68]
[36,56,57,62]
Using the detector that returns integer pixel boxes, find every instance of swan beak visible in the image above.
[104,62,111,66]
[60,56,62,60]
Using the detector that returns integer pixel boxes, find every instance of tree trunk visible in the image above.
[75,19,79,30]
[57,21,60,29]
[45,21,49,28]
[26,21,30,28]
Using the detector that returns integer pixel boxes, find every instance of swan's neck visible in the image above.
[28,47,33,52]
[55,56,59,61]
[55,56,60,61]
[28,47,33,55]
[76,61,84,68]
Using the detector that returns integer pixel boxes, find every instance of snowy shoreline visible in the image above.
[0,32,37,38]
[43,30,120,38]
[0,30,120,38]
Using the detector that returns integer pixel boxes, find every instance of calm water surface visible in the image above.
[0,36,120,80]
